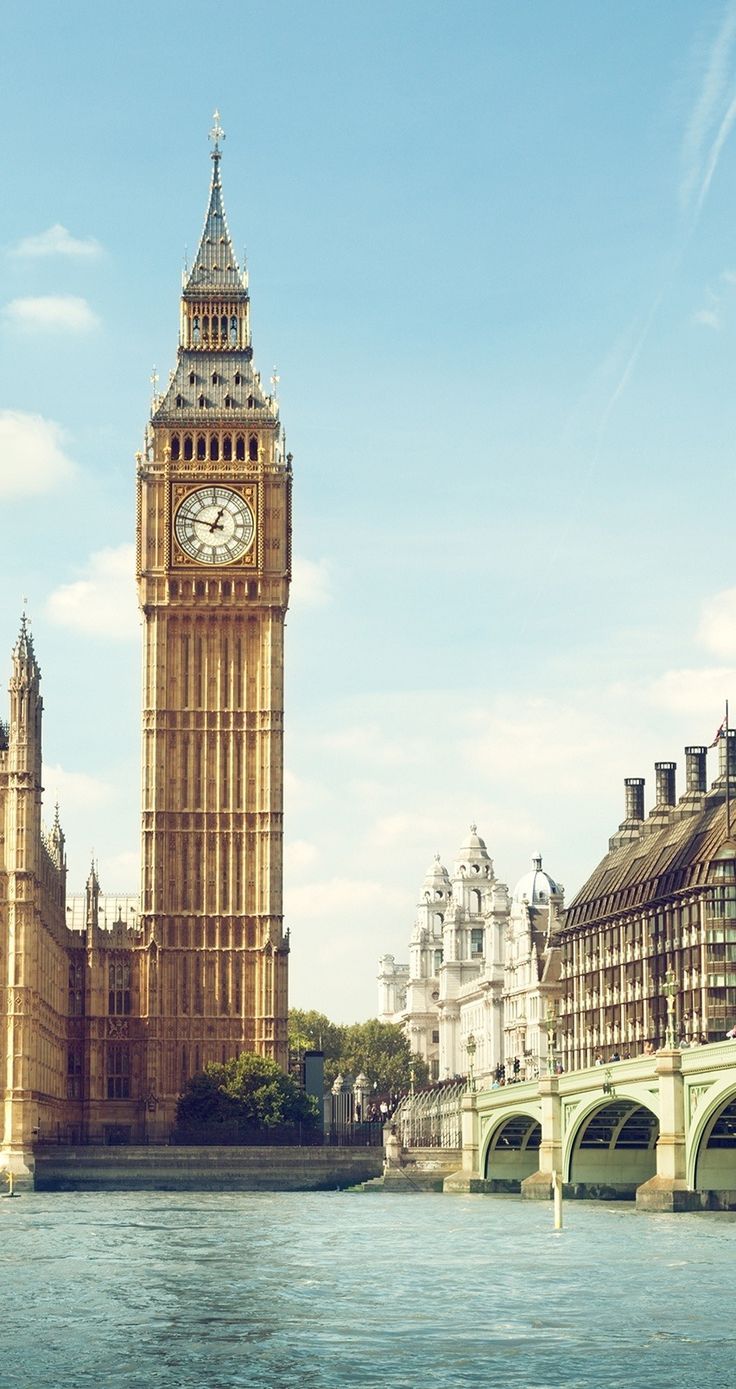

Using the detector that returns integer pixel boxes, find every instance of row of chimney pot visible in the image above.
[622,732,736,821]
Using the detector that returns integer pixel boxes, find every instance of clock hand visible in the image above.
[208,507,226,532]
[195,516,224,532]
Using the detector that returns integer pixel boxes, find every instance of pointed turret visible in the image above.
[8,614,42,786]
[152,111,280,434]
[48,802,66,870]
[85,859,101,930]
[184,110,246,296]
[10,614,40,690]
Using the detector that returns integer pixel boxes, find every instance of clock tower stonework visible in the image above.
[137,117,291,1128]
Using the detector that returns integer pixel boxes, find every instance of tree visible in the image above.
[176,1052,319,1133]
[287,1010,429,1094]
[337,1019,428,1094]
[288,1009,344,1064]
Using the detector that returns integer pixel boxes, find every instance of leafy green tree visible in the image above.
[177,1052,318,1132]
[337,1019,428,1094]
[288,1009,429,1094]
[288,1008,344,1064]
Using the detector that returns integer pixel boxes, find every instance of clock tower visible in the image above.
[137,114,291,1126]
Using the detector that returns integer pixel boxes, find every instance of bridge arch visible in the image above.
[564,1093,659,1196]
[687,1079,736,1192]
[482,1109,541,1187]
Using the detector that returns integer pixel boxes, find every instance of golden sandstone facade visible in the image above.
[1,121,291,1173]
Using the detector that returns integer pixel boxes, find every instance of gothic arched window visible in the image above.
[171,434,180,461]
[183,435,193,461]
[210,435,219,462]
[249,434,258,461]
[197,434,206,460]
[223,435,232,461]
[236,435,245,461]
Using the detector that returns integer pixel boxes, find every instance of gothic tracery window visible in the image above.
[108,959,131,1015]
[107,1045,131,1099]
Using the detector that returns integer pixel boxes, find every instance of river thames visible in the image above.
[1,1190,734,1388]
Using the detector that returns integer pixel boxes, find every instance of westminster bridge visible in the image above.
[405,1041,736,1209]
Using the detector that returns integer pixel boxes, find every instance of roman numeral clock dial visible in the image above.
[174,485,255,565]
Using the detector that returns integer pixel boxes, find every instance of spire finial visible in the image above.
[209,109,225,161]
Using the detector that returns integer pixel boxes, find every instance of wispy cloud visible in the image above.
[46,544,138,640]
[291,556,331,608]
[698,586,736,658]
[11,224,102,259]
[691,268,736,330]
[43,763,116,810]
[681,4,736,216]
[0,410,76,497]
[4,295,99,332]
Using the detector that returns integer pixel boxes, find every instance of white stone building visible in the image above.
[378,831,564,1084]
[502,856,564,1079]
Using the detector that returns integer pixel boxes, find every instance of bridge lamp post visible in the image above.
[662,968,678,1050]
[465,1033,476,1093]
[545,1003,557,1076]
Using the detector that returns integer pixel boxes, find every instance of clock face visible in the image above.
[174,486,255,565]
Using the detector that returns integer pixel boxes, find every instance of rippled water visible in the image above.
[1,1191,735,1388]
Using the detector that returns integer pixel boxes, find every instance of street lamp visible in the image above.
[465,1033,477,1092]
[662,967,678,1050]
[545,1002,557,1076]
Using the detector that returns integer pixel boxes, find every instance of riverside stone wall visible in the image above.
[34,1145,384,1192]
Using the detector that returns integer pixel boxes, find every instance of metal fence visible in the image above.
[36,1120,385,1149]
[391,1081,465,1149]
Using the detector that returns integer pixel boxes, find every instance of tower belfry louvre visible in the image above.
[0,117,291,1174]
[138,113,292,1120]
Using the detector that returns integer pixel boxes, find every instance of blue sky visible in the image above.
[3,2,736,1019]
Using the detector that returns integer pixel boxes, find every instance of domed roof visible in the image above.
[513,854,559,906]
[456,824,491,861]
[423,854,450,887]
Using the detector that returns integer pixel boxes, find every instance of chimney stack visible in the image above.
[654,761,676,807]
[685,746,707,795]
[718,729,736,782]
[624,777,645,822]
[609,777,646,849]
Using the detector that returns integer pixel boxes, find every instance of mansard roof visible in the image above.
[153,351,278,425]
[563,795,733,931]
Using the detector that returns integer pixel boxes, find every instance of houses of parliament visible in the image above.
[0,117,291,1171]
